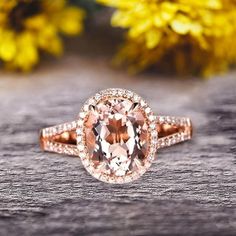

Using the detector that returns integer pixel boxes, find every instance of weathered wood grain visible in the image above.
[0,22,235,236]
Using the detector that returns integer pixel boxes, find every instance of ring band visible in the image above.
[40,88,192,184]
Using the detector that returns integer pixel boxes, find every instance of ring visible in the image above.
[40,88,192,184]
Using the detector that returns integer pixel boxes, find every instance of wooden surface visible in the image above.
[0,24,236,236]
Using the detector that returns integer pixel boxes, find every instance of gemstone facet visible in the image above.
[79,89,156,183]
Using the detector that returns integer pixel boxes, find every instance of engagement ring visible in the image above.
[40,88,192,184]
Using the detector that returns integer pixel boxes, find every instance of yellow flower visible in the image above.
[98,0,236,76]
[0,0,85,71]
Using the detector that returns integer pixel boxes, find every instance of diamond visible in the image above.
[80,152,86,159]
[150,122,156,130]
[77,136,83,142]
[145,107,151,114]
[77,119,83,126]
[140,100,147,107]
[79,112,86,119]
[133,94,140,102]
[151,130,158,137]
[77,144,84,151]
[148,114,155,121]
[76,128,83,135]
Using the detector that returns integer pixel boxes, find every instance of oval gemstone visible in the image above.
[84,98,149,182]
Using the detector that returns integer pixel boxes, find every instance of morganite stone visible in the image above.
[84,98,149,179]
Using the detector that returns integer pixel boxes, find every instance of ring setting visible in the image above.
[40,88,192,184]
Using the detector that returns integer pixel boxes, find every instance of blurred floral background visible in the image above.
[1,0,236,77]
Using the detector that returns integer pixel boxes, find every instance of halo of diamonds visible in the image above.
[76,88,158,184]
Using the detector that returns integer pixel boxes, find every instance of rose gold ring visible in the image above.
[40,88,192,184]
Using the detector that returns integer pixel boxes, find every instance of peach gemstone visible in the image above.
[84,98,149,178]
